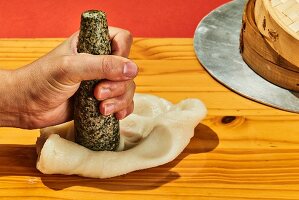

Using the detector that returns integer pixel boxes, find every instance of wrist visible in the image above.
[0,69,31,128]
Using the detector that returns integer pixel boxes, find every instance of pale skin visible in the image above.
[0,27,137,129]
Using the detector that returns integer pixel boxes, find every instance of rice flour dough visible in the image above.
[36,94,207,178]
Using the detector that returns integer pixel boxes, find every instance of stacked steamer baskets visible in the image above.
[241,0,299,91]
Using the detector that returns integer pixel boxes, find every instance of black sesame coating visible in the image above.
[74,10,120,151]
[77,10,111,55]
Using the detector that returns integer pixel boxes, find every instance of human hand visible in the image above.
[3,27,137,129]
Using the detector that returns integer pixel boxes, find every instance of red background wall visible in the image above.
[0,0,230,38]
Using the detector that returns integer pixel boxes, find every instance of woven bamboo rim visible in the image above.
[241,0,299,91]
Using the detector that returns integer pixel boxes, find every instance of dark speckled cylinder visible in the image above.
[74,10,120,151]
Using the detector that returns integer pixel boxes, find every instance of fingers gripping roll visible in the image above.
[74,10,120,151]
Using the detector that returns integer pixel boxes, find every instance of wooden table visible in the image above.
[0,38,299,199]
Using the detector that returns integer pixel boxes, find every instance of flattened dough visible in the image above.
[36,94,207,178]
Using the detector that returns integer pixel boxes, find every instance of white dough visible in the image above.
[36,94,207,178]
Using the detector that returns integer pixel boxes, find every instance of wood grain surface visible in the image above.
[0,38,299,199]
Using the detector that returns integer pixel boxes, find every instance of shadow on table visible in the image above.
[291,91,299,98]
[0,123,219,191]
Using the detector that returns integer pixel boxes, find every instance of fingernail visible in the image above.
[123,62,138,77]
[99,88,110,99]
[104,104,115,115]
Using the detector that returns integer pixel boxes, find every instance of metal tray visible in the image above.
[194,0,299,113]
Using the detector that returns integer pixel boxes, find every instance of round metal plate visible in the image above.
[194,0,299,113]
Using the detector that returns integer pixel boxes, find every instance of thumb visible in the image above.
[55,53,138,84]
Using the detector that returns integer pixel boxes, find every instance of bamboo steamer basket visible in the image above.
[255,0,299,67]
[241,0,299,91]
